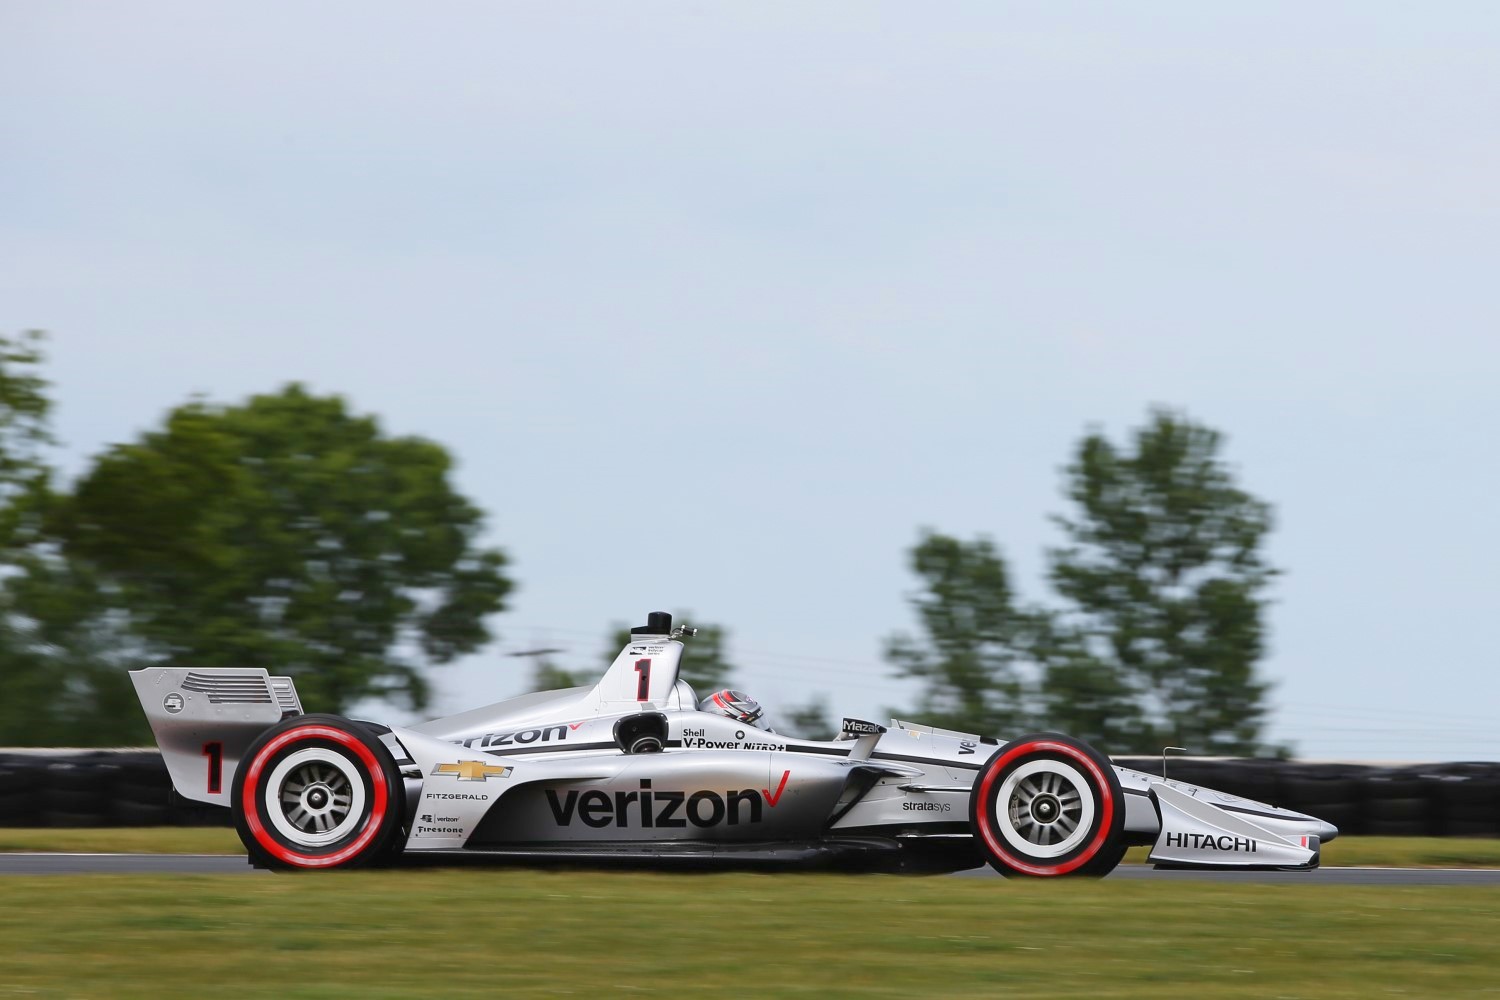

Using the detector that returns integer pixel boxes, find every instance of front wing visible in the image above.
[1145,781,1320,869]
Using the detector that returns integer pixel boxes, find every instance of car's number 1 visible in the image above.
[203,740,223,794]
[634,658,651,700]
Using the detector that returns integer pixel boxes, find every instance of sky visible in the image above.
[3,3,1497,760]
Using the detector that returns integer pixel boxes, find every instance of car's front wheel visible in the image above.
[969,732,1126,878]
[232,714,405,870]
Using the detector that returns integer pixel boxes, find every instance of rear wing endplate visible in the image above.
[129,668,303,806]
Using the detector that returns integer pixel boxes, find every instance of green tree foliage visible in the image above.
[527,656,585,692]
[780,696,836,740]
[1043,408,1276,754]
[40,384,512,722]
[884,532,1040,736]
[604,613,734,696]
[886,410,1279,755]
[1029,623,1148,752]
[0,333,141,744]
[0,332,52,520]
[0,556,147,745]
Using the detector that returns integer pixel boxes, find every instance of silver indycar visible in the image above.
[131,612,1337,875]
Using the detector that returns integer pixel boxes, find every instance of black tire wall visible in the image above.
[0,751,231,829]
[0,750,1494,835]
[1113,757,1500,838]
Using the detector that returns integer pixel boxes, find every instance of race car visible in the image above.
[131,611,1337,876]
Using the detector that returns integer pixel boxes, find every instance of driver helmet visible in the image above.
[699,689,764,728]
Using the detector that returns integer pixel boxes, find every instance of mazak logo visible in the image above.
[1165,832,1257,853]
[546,771,791,829]
[903,801,952,812]
[457,723,582,750]
[433,761,513,781]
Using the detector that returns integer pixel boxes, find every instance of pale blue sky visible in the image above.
[3,3,1497,758]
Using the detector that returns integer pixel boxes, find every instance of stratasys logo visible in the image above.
[546,772,791,829]
[902,801,952,812]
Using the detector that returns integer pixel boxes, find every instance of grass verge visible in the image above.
[0,827,242,855]
[1125,834,1500,869]
[1,869,1498,998]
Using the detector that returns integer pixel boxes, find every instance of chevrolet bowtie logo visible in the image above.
[434,760,513,781]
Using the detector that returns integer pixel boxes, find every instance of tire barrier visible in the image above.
[1111,757,1500,838]
[0,749,1496,834]
[0,751,230,829]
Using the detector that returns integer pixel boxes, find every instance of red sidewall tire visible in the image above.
[969,732,1125,878]
[232,714,403,870]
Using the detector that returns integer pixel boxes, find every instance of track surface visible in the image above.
[2,853,1499,884]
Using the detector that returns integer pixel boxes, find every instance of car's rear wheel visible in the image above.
[232,714,404,870]
[969,732,1126,878]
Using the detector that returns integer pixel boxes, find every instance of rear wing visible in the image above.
[129,668,303,806]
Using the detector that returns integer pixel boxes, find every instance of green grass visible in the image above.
[0,827,243,854]
[0,869,1497,998]
[1126,834,1500,869]
[7,828,1500,867]
[1321,835,1500,869]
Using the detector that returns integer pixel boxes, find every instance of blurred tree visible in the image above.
[604,613,733,695]
[0,332,141,744]
[780,696,836,740]
[0,332,52,518]
[529,659,585,691]
[884,532,1040,736]
[1044,408,1276,754]
[44,384,512,718]
[1029,615,1148,752]
[517,647,584,692]
[0,557,146,745]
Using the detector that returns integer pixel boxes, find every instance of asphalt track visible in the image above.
[2,853,1500,884]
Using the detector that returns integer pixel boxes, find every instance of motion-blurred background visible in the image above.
[2,3,1496,761]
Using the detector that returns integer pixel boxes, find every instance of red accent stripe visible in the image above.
[973,740,1114,877]
[240,725,389,869]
